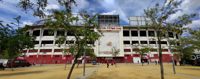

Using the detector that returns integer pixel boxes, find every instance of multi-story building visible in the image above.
[22,15,179,64]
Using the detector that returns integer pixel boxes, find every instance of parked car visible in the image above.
[6,59,31,68]
[0,63,5,70]
[193,59,200,66]
[0,59,8,70]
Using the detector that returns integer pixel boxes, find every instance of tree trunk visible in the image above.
[66,55,78,79]
[76,61,80,68]
[11,59,14,71]
[141,55,143,66]
[64,61,67,70]
[158,39,164,79]
[114,57,117,67]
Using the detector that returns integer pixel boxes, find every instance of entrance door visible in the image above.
[133,57,141,63]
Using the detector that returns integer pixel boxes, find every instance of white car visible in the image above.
[0,59,8,67]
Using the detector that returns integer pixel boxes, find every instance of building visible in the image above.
[22,15,180,64]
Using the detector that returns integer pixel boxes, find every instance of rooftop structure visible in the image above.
[98,15,119,27]
[128,16,151,26]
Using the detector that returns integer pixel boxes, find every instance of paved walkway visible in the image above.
[177,73,200,79]
[76,65,99,79]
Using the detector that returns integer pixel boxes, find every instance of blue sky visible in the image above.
[0,0,200,29]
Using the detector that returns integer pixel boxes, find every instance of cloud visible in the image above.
[168,0,200,20]
[22,21,33,26]
[101,10,117,15]
[45,4,60,10]
[184,19,200,29]
[167,0,200,29]
[73,0,89,12]
[0,0,39,28]
[0,0,199,27]
[72,0,161,25]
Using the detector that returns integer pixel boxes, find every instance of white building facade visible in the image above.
[23,15,179,64]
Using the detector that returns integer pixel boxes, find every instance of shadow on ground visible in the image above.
[183,68,200,71]
[0,70,45,77]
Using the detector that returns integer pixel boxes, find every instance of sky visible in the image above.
[0,0,200,29]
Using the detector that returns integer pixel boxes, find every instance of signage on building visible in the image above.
[100,26,121,31]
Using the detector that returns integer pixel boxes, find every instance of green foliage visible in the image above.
[56,36,66,47]
[0,16,34,59]
[189,30,200,50]
[144,0,197,78]
[136,47,151,58]
[0,28,34,59]
[169,37,194,60]
[18,0,76,18]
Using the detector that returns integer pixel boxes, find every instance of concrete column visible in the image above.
[138,29,141,45]
[62,30,67,57]
[119,27,124,57]
[37,28,43,58]
[146,29,149,47]
[26,30,32,57]
[154,30,159,54]
[52,30,57,57]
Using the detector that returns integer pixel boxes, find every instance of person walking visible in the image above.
[106,60,109,68]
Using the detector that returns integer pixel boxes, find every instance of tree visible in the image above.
[17,0,101,78]
[112,47,120,67]
[0,17,34,70]
[144,0,196,79]
[189,29,200,51]
[169,37,194,65]
[45,11,100,79]
[134,45,150,66]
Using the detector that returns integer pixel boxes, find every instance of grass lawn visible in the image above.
[0,63,200,79]
[89,63,200,79]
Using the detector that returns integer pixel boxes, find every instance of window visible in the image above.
[124,49,131,52]
[131,31,138,36]
[177,43,180,46]
[168,32,174,38]
[33,30,40,36]
[67,31,75,36]
[132,41,139,44]
[29,56,33,58]
[87,41,94,44]
[148,31,155,36]
[123,30,129,36]
[157,31,166,37]
[141,41,147,44]
[57,30,65,36]
[140,31,146,36]
[123,41,130,44]
[161,41,167,45]
[66,41,74,44]
[34,41,39,44]
[151,49,157,52]
[149,41,156,44]
[43,30,54,36]
[54,55,60,57]
[41,41,53,44]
